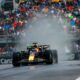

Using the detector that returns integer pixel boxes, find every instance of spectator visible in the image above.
[70,18,76,31]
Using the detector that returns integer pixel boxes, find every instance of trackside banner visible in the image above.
[0,58,12,64]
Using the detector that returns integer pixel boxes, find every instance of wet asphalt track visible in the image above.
[0,13,80,80]
[0,61,80,80]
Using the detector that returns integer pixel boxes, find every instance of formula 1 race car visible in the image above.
[12,43,58,67]
[71,39,80,60]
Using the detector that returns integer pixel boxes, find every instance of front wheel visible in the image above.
[12,52,21,67]
[12,60,20,67]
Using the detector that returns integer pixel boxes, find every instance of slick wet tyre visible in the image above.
[12,52,21,67]
[44,50,53,64]
[52,50,58,63]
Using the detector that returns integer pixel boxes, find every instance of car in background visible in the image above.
[12,43,58,67]
[71,39,80,60]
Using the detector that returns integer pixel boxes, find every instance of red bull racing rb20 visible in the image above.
[12,43,58,67]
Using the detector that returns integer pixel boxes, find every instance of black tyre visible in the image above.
[12,52,21,67]
[44,50,53,64]
[52,50,58,63]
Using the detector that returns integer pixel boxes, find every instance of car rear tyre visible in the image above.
[52,50,58,63]
[44,50,53,64]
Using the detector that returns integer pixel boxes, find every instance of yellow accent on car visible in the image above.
[35,48,40,53]
[28,54,35,61]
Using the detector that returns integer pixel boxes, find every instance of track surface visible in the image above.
[0,13,80,80]
[0,61,80,80]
